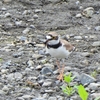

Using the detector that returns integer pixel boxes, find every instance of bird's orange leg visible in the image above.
[56,60,65,81]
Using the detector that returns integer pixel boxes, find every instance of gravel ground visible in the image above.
[0,0,100,100]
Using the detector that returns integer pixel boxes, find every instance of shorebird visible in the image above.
[45,32,75,81]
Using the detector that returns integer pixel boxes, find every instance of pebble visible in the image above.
[14,72,23,79]
[3,0,12,3]
[1,69,8,74]
[32,98,46,100]
[45,89,55,93]
[81,52,92,57]
[48,97,57,100]
[76,13,82,18]
[56,96,64,100]
[33,14,39,19]
[34,9,42,13]
[36,65,43,70]
[88,83,100,90]
[27,59,34,67]
[22,28,30,34]
[74,36,82,40]
[0,90,5,95]
[13,51,23,58]
[95,26,100,31]
[79,73,96,85]
[32,54,43,59]
[22,95,33,99]
[43,64,54,70]
[6,73,15,81]
[2,85,9,93]
[92,41,100,47]
[41,67,53,75]
[4,12,12,17]
[91,93,100,98]
[42,81,52,87]
[81,59,89,65]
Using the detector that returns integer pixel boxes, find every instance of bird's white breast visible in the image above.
[46,45,71,58]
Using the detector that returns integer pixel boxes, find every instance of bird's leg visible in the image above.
[56,60,65,81]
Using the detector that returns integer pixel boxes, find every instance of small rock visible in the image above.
[36,65,43,70]
[14,72,23,79]
[95,26,100,31]
[22,95,33,99]
[74,36,82,40]
[90,48,98,53]
[34,9,42,13]
[76,13,82,18]
[56,96,64,100]
[1,7,7,11]
[45,89,55,93]
[42,81,52,87]
[91,93,100,98]
[75,1,80,5]
[22,28,30,34]
[2,85,9,93]
[27,59,34,67]
[92,41,100,47]
[79,73,96,85]
[41,67,53,75]
[13,52,23,58]
[44,63,54,70]
[23,10,31,15]
[15,21,22,26]
[25,68,32,72]
[82,7,94,18]
[1,69,8,74]
[33,14,38,19]
[81,52,92,57]
[4,12,11,17]
[81,59,89,65]
[32,54,43,59]
[32,98,46,100]
[88,83,100,90]
[48,97,57,100]
[3,0,12,3]
[0,90,5,95]
[6,73,14,81]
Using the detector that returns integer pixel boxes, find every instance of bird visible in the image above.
[44,32,75,81]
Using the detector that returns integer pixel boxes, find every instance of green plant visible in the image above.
[76,85,89,100]
[61,73,75,96]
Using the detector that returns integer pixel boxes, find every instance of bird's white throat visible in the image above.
[48,38,60,45]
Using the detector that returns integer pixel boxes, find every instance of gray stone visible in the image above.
[74,36,82,40]
[42,81,52,87]
[22,95,33,99]
[95,26,100,31]
[92,41,100,47]
[91,93,100,98]
[88,83,100,90]
[48,97,57,100]
[14,72,23,79]
[79,73,96,85]
[41,67,53,75]
[27,59,34,67]
[32,98,46,100]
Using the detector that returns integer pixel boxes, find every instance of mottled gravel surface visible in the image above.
[0,0,100,100]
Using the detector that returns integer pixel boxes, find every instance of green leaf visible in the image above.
[78,85,89,100]
[64,73,72,83]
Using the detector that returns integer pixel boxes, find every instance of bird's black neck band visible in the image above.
[47,42,62,49]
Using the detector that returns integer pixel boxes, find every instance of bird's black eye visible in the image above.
[53,36,58,40]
